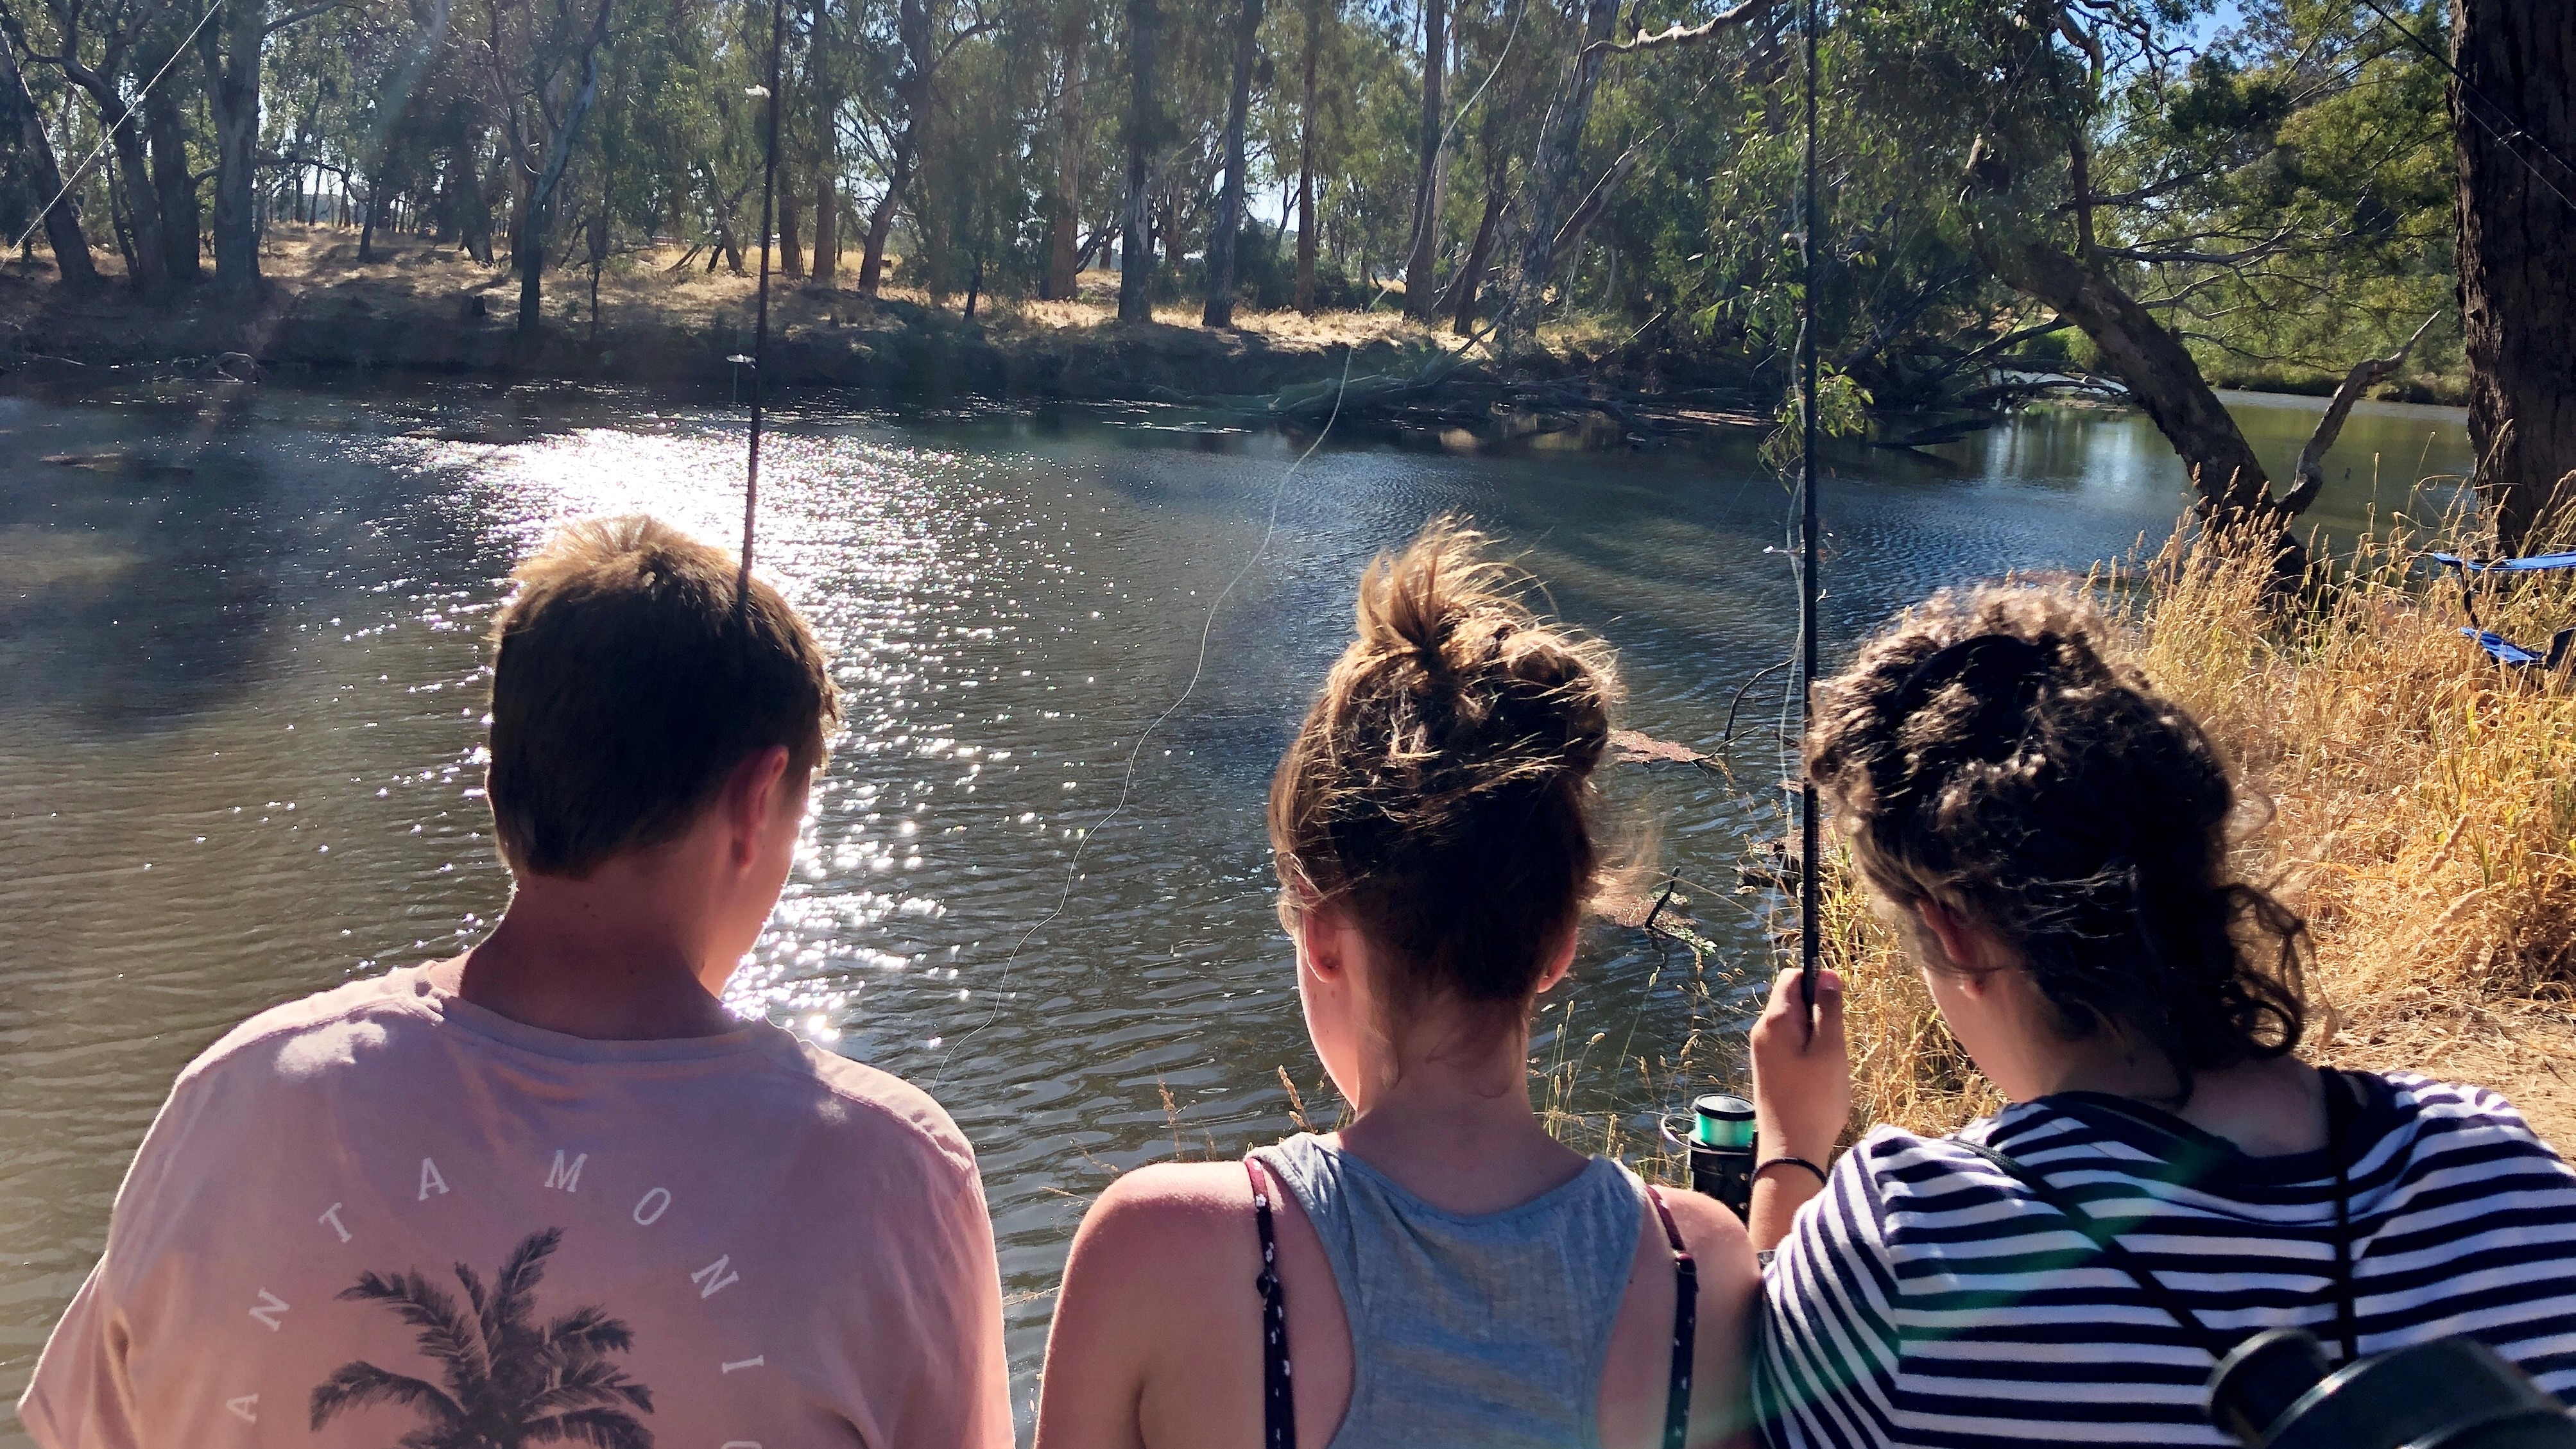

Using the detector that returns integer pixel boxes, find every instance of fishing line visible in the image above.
[2348,0,2576,214]
[10,0,226,256]
[739,0,788,598]
[929,352,1358,1090]
[926,15,1547,1091]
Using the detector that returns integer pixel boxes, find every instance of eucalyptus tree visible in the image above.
[1837,0,2437,548]
[1398,0,1439,317]
[1113,0,1151,316]
[0,21,101,284]
[462,0,612,332]
[4,0,185,290]
[1199,0,1258,324]
[848,0,998,295]
[1033,0,1093,295]
[199,0,357,290]
[1289,0,1326,307]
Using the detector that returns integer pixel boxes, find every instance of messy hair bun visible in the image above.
[1807,585,2306,1097]
[1269,518,1619,1033]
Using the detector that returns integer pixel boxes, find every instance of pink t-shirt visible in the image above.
[18,967,1011,1449]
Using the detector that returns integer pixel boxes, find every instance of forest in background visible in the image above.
[2,0,2569,544]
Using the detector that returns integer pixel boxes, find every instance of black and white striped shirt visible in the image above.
[1755,1072,2576,1447]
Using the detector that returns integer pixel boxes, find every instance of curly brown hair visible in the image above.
[1806,585,2306,1099]
[1268,518,1618,1038]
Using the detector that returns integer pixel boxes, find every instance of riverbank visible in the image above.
[0,228,1776,446]
[1827,521,2576,1149]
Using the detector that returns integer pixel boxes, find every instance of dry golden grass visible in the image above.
[1829,514,2576,1147]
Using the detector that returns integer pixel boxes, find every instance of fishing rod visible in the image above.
[1678,0,1824,1219]
[739,0,788,598]
[1795,0,1821,1034]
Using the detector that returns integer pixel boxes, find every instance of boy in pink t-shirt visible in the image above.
[20,517,1011,1449]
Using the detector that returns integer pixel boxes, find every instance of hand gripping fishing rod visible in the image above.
[739,0,789,599]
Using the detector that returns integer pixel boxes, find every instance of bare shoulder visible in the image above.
[1656,1185,1760,1288]
[1072,1160,1258,1270]
[1038,1161,1267,1449]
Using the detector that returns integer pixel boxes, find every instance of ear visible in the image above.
[1296,904,1352,983]
[724,746,794,866]
[1532,923,1579,995]
[1915,899,1995,993]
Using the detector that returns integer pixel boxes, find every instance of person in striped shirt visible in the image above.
[1745,584,2576,1449]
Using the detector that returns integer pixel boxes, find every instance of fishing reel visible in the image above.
[1663,1093,1758,1219]
[2211,1327,2576,1449]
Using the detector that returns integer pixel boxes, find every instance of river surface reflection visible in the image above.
[0,381,2472,1432]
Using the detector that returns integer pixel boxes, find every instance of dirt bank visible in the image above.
[0,229,1771,449]
[0,230,1429,396]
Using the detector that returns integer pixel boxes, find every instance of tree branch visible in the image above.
[2279,311,2441,514]
[2099,227,2294,267]
[1586,0,1770,57]
[262,0,347,36]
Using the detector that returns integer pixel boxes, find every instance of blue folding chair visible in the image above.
[2430,553,2576,670]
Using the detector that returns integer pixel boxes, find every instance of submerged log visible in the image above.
[1610,728,1716,767]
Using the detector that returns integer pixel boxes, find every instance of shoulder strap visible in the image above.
[1950,1136,2234,1361]
[1646,1185,1696,1449]
[1246,1158,1297,1449]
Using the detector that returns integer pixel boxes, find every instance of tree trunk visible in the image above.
[1976,232,2273,520]
[1402,0,1445,320]
[780,187,805,279]
[0,39,100,288]
[200,0,262,292]
[448,139,495,262]
[72,80,171,293]
[1294,0,1321,313]
[1201,0,1261,326]
[811,164,839,284]
[359,182,381,261]
[1117,0,1157,322]
[142,72,200,282]
[2453,0,2576,549]
[861,0,934,297]
[1448,153,1504,332]
[1497,0,1616,349]
[515,3,610,338]
[857,142,909,294]
[1043,0,1087,300]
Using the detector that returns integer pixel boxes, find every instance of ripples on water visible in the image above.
[0,382,2471,1427]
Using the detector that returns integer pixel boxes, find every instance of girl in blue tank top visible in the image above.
[1035,519,1758,1449]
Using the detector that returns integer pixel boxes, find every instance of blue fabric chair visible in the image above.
[2430,553,2576,670]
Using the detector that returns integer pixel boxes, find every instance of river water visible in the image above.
[0,380,2471,1432]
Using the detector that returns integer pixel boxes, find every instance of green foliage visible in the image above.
[1761,363,1873,470]
[1,0,2464,407]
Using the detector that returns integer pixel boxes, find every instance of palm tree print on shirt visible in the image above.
[310,1226,655,1448]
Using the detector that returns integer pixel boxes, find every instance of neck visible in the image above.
[2033,1035,2326,1158]
[448,868,740,1041]
[1334,1014,1584,1215]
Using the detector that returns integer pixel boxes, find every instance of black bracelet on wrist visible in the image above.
[1755,1154,1830,1187]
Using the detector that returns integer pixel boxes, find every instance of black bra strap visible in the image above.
[1647,1185,1697,1449]
[1247,1158,1296,1449]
